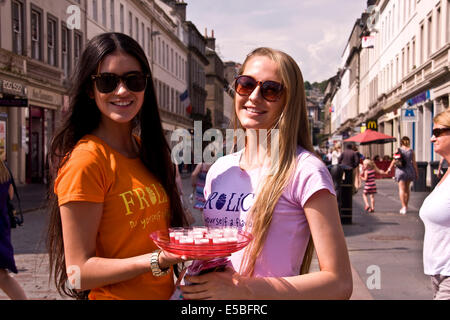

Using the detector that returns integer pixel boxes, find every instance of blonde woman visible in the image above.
[419,109,450,300]
[0,160,27,299]
[180,48,352,299]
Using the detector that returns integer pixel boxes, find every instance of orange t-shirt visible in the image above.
[54,134,174,300]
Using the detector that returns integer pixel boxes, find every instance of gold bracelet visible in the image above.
[150,250,170,277]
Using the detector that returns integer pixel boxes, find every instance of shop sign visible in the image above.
[29,87,62,106]
[407,90,430,106]
[0,79,26,96]
[0,98,28,107]
[401,106,418,122]
[367,120,377,131]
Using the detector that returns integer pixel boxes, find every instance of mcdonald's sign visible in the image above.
[367,120,377,131]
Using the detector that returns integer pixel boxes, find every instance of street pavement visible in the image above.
[0,175,434,300]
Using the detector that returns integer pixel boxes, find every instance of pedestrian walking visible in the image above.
[386,136,419,214]
[325,148,333,166]
[47,32,191,300]
[331,143,342,165]
[419,109,450,300]
[0,159,27,300]
[180,47,352,299]
[360,159,385,213]
[353,145,365,191]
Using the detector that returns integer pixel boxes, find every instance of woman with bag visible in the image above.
[386,136,419,214]
[180,47,352,299]
[0,159,27,299]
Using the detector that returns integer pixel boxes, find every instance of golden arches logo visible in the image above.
[367,121,377,130]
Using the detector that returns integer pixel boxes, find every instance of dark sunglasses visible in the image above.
[234,75,284,102]
[432,127,450,137]
[91,72,149,93]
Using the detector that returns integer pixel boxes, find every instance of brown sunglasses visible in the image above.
[234,75,284,102]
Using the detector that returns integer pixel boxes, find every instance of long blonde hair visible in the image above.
[233,47,314,276]
[0,160,11,184]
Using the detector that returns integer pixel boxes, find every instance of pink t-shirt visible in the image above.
[203,146,336,277]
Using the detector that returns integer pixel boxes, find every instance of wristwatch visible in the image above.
[150,250,170,277]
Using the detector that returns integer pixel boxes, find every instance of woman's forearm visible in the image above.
[238,270,352,300]
[71,254,153,291]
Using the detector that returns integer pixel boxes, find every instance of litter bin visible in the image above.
[329,164,343,199]
[340,167,353,224]
[429,161,440,190]
[412,161,428,192]
[328,165,353,224]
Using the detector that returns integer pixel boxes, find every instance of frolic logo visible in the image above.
[66,265,81,290]
[366,265,381,290]
[66,5,81,30]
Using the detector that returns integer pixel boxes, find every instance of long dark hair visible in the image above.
[46,32,187,299]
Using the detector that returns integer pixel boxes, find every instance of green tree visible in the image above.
[304,81,312,91]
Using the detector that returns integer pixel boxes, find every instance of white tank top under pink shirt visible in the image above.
[203,146,336,277]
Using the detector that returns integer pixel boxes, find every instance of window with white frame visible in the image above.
[12,0,24,55]
[401,48,405,79]
[129,12,132,36]
[102,0,106,26]
[171,87,174,112]
[436,6,441,50]
[166,43,169,70]
[135,17,139,42]
[120,4,124,33]
[162,40,166,68]
[171,48,174,73]
[147,27,151,57]
[427,14,432,58]
[74,31,82,67]
[448,0,450,43]
[110,0,115,30]
[93,0,98,22]
[141,22,144,48]
[175,52,178,78]
[158,38,162,65]
[420,23,424,64]
[62,24,71,77]
[406,43,410,74]
[47,17,57,67]
[31,9,42,60]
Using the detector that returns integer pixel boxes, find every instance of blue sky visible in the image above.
[185,0,367,82]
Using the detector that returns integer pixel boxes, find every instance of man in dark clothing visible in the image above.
[338,143,360,169]
[339,143,361,194]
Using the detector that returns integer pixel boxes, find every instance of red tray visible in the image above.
[150,229,253,258]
